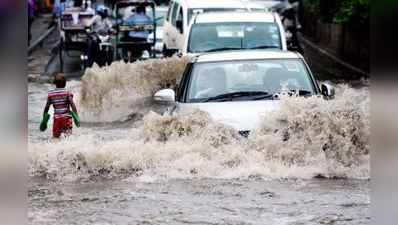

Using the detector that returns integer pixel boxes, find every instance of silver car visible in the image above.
[154,50,335,134]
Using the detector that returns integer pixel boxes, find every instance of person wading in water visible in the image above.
[40,73,80,138]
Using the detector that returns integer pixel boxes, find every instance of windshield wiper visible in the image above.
[275,89,313,97]
[201,45,279,53]
[249,45,280,50]
[203,47,242,52]
[202,91,273,102]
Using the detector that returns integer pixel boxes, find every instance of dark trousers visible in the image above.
[28,18,34,46]
[87,36,100,66]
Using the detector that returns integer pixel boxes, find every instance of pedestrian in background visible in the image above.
[28,0,35,46]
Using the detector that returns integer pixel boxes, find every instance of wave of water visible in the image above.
[29,81,369,181]
[78,57,189,122]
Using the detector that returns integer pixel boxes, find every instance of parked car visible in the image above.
[153,50,335,134]
[147,6,168,56]
[162,0,267,56]
[183,11,287,55]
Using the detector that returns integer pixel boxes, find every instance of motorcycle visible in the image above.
[96,30,114,67]
[87,29,115,67]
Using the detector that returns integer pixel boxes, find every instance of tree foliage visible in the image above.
[304,0,369,25]
[333,0,369,25]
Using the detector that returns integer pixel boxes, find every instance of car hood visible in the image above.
[178,100,280,131]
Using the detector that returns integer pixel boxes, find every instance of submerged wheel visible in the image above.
[162,44,174,57]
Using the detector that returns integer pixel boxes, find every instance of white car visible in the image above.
[162,0,267,56]
[147,6,168,55]
[154,50,335,134]
[183,11,287,55]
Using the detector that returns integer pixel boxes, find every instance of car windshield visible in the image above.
[188,22,281,53]
[187,59,315,102]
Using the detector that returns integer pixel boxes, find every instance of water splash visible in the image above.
[78,57,189,122]
[249,85,370,178]
[29,84,369,181]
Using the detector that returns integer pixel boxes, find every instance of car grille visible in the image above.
[238,130,250,138]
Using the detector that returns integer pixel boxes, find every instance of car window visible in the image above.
[188,22,282,53]
[187,59,314,102]
[171,2,180,26]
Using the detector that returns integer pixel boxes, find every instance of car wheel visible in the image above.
[162,44,173,57]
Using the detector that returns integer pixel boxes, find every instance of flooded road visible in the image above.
[29,177,369,225]
[28,55,370,224]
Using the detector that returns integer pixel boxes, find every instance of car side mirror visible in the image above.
[153,89,175,102]
[320,82,335,98]
[176,20,183,34]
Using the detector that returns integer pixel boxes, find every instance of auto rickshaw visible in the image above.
[59,6,95,71]
[113,0,157,62]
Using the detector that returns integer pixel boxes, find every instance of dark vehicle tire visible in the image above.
[162,44,175,57]
[94,48,113,67]
[105,49,114,66]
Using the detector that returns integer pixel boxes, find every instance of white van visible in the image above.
[182,11,287,55]
[162,0,267,56]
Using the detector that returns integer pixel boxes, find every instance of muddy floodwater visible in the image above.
[28,58,370,225]
[29,177,369,225]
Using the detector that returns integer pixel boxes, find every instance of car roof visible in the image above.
[194,11,275,23]
[193,50,302,63]
[182,0,265,10]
